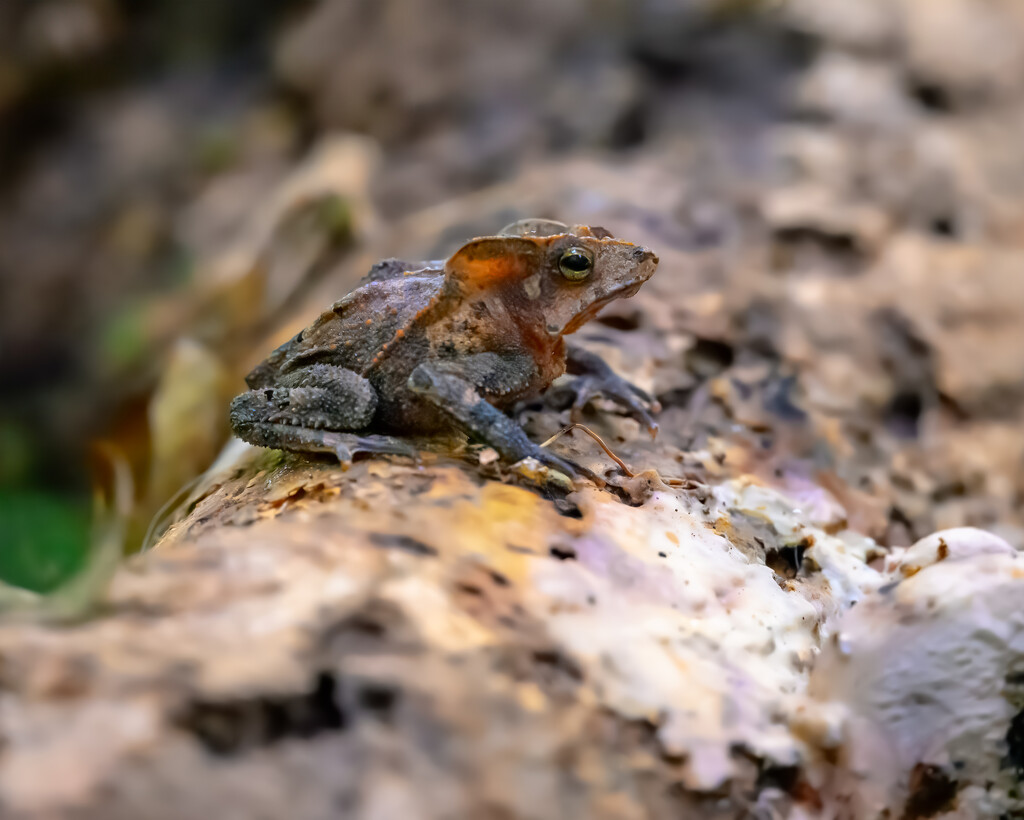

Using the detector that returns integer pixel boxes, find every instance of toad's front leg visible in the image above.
[406,356,601,484]
[565,345,660,436]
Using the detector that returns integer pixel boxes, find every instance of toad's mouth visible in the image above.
[557,280,645,336]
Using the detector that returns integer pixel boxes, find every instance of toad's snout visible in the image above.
[632,246,658,265]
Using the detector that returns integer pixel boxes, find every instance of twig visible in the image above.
[541,423,635,476]
[540,422,700,487]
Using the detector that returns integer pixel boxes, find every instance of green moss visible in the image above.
[100,307,149,370]
[0,491,91,593]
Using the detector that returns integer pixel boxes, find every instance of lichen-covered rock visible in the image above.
[4,0,1024,816]
[1,443,1021,818]
[810,536,1024,817]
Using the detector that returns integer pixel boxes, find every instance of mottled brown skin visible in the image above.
[230,219,659,479]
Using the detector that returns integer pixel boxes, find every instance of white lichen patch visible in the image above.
[810,532,1024,817]
[531,486,826,789]
[523,479,1024,814]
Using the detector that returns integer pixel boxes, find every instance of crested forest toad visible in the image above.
[229,219,659,480]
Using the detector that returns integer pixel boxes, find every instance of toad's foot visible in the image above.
[565,346,659,437]
[234,423,419,468]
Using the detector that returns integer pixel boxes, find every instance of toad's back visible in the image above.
[244,272,445,388]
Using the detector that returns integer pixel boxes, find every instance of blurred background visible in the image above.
[3,0,1024,590]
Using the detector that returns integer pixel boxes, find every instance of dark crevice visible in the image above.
[874,308,937,438]
[531,649,584,683]
[902,763,959,820]
[685,337,734,377]
[494,645,585,696]
[553,498,584,519]
[756,761,800,792]
[317,598,413,657]
[1002,708,1024,777]
[908,80,953,113]
[367,532,438,556]
[357,684,399,721]
[765,542,806,579]
[887,504,919,546]
[886,391,924,439]
[179,672,345,756]
[656,386,697,410]
[772,226,867,270]
[762,374,807,423]
[928,214,958,239]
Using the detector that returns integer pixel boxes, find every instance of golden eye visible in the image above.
[558,247,593,281]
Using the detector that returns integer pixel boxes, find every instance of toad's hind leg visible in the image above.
[229,364,417,465]
[233,423,418,466]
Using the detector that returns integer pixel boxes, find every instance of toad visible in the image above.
[229,219,659,480]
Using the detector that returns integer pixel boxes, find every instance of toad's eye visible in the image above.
[558,247,594,281]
